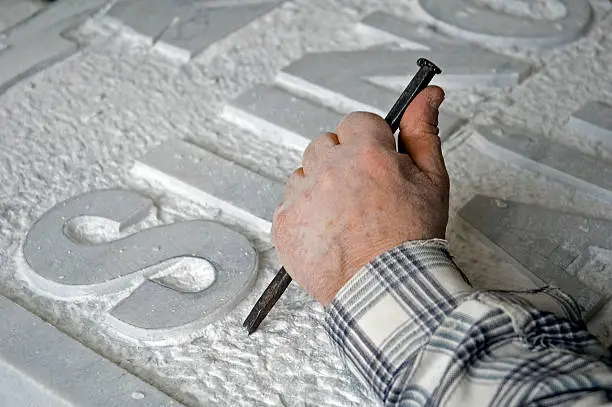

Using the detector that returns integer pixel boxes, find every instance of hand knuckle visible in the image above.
[338,111,383,132]
[318,167,338,190]
[357,144,394,171]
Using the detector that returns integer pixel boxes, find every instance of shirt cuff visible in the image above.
[324,239,474,398]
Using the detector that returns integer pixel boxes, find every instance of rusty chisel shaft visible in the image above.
[243,58,442,335]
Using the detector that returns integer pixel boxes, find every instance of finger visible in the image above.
[283,167,306,202]
[302,132,340,174]
[336,111,396,151]
[397,86,447,179]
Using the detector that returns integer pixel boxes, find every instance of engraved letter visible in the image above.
[460,195,610,314]
[23,189,258,345]
[417,0,592,48]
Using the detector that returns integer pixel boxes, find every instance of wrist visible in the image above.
[331,239,455,304]
[323,236,447,304]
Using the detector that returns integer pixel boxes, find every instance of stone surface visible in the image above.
[472,125,612,202]
[417,0,593,48]
[0,0,44,31]
[568,247,612,295]
[322,12,533,88]
[2,0,612,405]
[358,11,450,50]
[459,195,608,314]
[222,9,538,153]
[223,10,538,152]
[567,101,612,143]
[224,10,540,151]
[104,0,281,61]
[0,294,182,406]
[132,139,284,233]
[276,48,530,107]
[223,84,345,151]
[224,82,462,150]
[0,0,104,94]
[23,189,258,345]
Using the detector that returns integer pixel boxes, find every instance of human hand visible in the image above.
[272,86,449,305]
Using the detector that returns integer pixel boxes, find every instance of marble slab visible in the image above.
[223,83,462,151]
[0,294,183,406]
[132,139,284,233]
[417,0,593,48]
[459,195,608,314]
[222,84,345,151]
[22,189,258,345]
[103,0,281,61]
[0,0,105,94]
[567,101,612,143]
[472,125,612,203]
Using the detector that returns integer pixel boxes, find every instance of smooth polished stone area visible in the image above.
[0,0,105,94]
[23,189,258,344]
[472,125,612,203]
[567,101,612,143]
[104,0,281,61]
[459,195,608,314]
[132,139,284,233]
[0,295,182,406]
[417,0,593,48]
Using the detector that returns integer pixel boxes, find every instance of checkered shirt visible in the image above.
[325,240,612,406]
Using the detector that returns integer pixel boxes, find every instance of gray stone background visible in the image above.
[1,0,612,405]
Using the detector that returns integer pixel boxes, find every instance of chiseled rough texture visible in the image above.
[2,0,612,406]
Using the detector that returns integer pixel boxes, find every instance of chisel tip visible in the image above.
[243,267,293,334]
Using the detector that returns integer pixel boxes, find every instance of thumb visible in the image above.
[397,86,447,180]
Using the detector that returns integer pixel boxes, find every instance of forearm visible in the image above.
[325,240,612,406]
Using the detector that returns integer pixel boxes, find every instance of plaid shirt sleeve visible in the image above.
[325,240,612,406]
